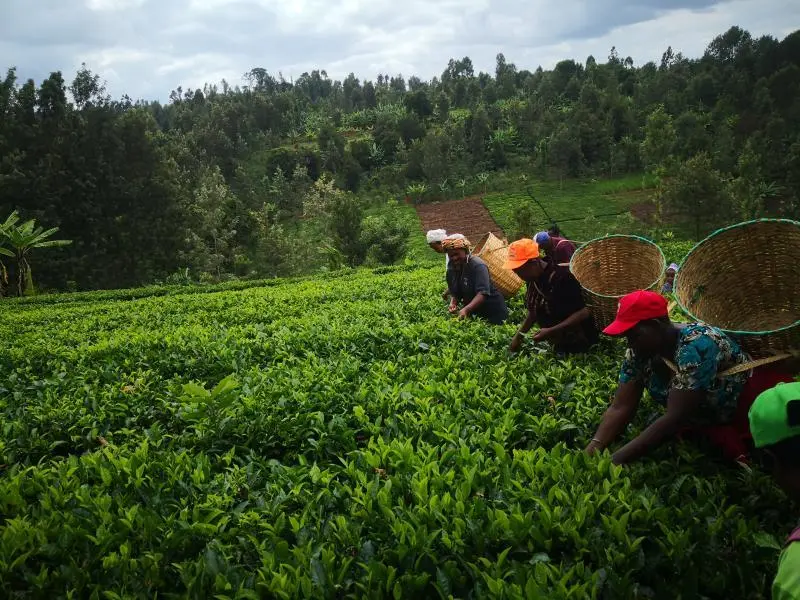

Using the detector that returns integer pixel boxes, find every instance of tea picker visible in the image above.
[503,238,597,356]
[534,230,577,267]
[585,290,796,465]
[661,263,679,294]
[443,236,509,325]
[747,382,800,599]
[426,229,465,301]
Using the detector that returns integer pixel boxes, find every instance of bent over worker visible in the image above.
[748,382,800,600]
[444,236,508,325]
[535,231,576,266]
[504,238,597,355]
[586,290,794,465]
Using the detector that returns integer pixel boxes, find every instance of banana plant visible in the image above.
[1,211,71,296]
[476,172,490,194]
[438,179,449,200]
[0,212,20,297]
[369,142,385,166]
[406,183,428,205]
[492,125,518,148]
[457,178,468,199]
[0,243,11,298]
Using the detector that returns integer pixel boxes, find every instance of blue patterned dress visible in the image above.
[619,323,750,425]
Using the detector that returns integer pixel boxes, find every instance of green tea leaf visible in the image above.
[753,532,781,550]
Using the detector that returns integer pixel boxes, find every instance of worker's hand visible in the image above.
[532,327,553,342]
[448,300,458,314]
[509,333,524,353]
[585,439,603,456]
[457,307,470,320]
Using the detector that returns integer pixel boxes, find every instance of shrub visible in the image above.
[0,266,791,598]
[361,206,411,265]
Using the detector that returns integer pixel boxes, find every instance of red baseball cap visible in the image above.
[602,290,669,336]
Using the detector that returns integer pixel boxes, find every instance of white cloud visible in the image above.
[86,0,146,10]
[511,0,800,69]
[1,0,797,101]
[83,48,154,69]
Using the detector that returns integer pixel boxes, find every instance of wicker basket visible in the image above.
[473,232,524,299]
[674,219,800,358]
[569,235,666,331]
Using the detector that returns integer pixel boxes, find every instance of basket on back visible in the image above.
[473,232,524,298]
[674,219,800,358]
[570,235,666,331]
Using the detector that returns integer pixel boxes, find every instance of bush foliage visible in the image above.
[0,264,793,598]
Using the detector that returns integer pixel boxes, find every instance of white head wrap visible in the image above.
[426,229,448,244]
[448,233,466,240]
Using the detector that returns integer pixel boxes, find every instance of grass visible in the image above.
[482,174,660,243]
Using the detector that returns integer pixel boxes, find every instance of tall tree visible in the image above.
[469,105,491,163]
[659,153,733,238]
[641,105,676,173]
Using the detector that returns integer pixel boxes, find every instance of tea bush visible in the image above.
[0,265,793,599]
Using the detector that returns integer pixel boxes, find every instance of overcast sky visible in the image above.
[2,0,799,102]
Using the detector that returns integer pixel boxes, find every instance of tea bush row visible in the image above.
[0,265,790,598]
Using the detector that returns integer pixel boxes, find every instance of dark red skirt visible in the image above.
[683,367,796,461]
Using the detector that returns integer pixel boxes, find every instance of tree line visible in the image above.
[0,26,798,292]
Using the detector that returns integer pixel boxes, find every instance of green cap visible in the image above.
[748,381,800,448]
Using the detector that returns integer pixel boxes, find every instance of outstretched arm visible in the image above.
[586,380,644,455]
[460,261,491,318]
[510,308,537,351]
[534,307,590,340]
[611,389,701,465]
[459,292,486,317]
[446,273,459,311]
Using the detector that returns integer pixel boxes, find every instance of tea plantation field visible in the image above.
[0,265,793,599]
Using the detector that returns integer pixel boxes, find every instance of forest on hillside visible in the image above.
[1,26,799,293]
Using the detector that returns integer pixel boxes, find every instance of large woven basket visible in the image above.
[674,219,800,358]
[570,235,666,331]
[473,232,524,299]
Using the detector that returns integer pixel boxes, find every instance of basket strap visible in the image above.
[661,352,796,378]
[662,358,679,373]
[481,244,508,257]
[717,353,795,377]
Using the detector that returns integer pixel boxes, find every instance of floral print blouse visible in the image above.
[619,323,750,425]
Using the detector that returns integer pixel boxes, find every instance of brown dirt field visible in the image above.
[629,201,657,223]
[415,196,507,245]
[612,189,653,202]
[611,189,657,223]
[629,198,690,227]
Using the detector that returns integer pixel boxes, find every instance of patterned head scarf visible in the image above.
[442,236,471,251]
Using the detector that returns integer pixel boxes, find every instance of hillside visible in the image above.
[1,26,799,294]
[0,263,792,597]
